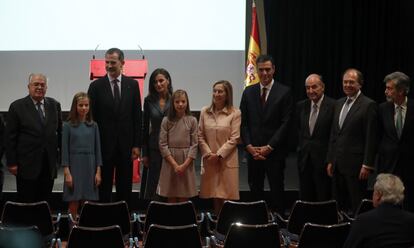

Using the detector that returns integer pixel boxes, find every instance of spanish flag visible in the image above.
[244,0,261,88]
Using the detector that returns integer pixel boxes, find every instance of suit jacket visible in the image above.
[142,95,170,157]
[377,99,414,179]
[88,75,142,160]
[5,95,62,180]
[343,203,414,248]
[240,81,293,159]
[296,96,335,171]
[327,93,378,175]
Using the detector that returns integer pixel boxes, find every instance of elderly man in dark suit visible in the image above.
[343,173,414,248]
[240,54,293,213]
[5,73,62,203]
[377,71,414,212]
[88,48,142,204]
[295,74,335,201]
[327,68,378,213]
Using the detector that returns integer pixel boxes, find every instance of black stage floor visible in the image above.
[1,150,300,212]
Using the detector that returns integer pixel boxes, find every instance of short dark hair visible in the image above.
[384,71,410,95]
[105,48,124,62]
[148,68,173,99]
[343,68,364,85]
[256,54,275,66]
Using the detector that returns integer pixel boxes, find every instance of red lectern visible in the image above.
[89,59,148,100]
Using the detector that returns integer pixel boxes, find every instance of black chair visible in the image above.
[342,199,374,222]
[67,225,125,248]
[276,200,339,244]
[223,222,281,248]
[0,225,43,248]
[296,222,351,248]
[70,200,136,242]
[138,200,203,237]
[143,224,203,248]
[0,201,61,247]
[207,200,273,246]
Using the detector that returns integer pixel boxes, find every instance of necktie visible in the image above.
[396,105,403,138]
[36,101,45,124]
[112,79,120,108]
[309,103,318,135]
[261,87,267,106]
[339,98,353,129]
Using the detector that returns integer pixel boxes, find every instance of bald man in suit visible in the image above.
[295,74,335,201]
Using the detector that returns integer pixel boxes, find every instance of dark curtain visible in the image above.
[263,0,414,103]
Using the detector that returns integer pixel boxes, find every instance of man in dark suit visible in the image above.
[5,73,62,203]
[88,48,142,204]
[343,173,414,248]
[295,74,335,201]
[377,71,414,212]
[240,54,293,213]
[327,68,378,213]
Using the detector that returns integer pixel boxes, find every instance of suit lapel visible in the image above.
[401,99,414,138]
[384,102,399,139]
[303,100,311,136]
[341,94,363,129]
[252,84,264,116]
[120,75,130,110]
[312,98,328,136]
[24,96,43,129]
[103,76,115,108]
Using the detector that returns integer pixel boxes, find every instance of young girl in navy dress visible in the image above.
[62,92,102,218]
[158,89,198,203]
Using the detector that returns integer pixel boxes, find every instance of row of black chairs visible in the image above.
[0,199,374,248]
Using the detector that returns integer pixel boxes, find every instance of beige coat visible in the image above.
[198,106,241,199]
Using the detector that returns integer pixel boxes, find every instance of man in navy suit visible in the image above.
[343,173,414,248]
[240,54,293,213]
[5,73,62,202]
[327,68,378,213]
[377,71,414,212]
[295,74,335,201]
[88,48,142,204]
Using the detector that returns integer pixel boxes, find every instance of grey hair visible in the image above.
[384,71,410,95]
[374,173,405,205]
[305,73,324,85]
[28,73,48,84]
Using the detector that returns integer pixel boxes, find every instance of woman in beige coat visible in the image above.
[198,80,241,214]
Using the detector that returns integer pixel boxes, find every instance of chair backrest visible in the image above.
[67,225,124,248]
[287,200,339,235]
[355,199,374,216]
[223,222,281,248]
[0,201,54,237]
[78,201,131,236]
[144,224,202,248]
[0,225,43,248]
[297,222,351,248]
[216,200,270,236]
[144,200,197,233]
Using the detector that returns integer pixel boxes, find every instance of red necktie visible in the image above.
[261,87,267,106]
